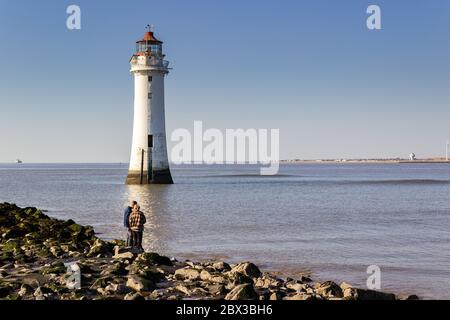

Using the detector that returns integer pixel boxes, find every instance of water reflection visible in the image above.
[124,184,174,255]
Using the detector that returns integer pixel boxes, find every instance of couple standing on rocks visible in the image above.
[123,201,146,251]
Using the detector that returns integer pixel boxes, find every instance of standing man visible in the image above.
[124,201,137,246]
[129,204,146,250]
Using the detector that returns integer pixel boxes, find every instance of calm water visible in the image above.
[1,163,449,299]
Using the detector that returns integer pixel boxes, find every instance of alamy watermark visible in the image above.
[171,121,280,175]
[66,5,81,30]
[366,265,381,290]
[65,262,81,290]
[367,5,382,30]
[65,4,382,32]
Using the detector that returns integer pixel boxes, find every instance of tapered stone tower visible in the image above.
[126,29,173,184]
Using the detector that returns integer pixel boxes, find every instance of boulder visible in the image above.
[87,239,110,257]
[199,270,227,284]
[49,246,63,257]
[135,252,173,267]
[124,292,145,300]
[113,246,135,260]
[230,262,261,278]
[316,281,343,298]
[90,276,113,290]
[286,281,305,292]
[224,283,258,300]
[175,284,191,296]
[211,261,231,271]
[138,268,165,283]
[5,293,21,300]
[100,262,127,276]
[191,287,208,296]
[174,268,201,281]
[18,284,34,297]
[343,288,396,300]
[104,283,131,295]
[340,282,353,291]
[206,284,226,296]
[126,275,154,292]
[34,286,54,299]
[227,272,254,287]
[40,262,67,275]
[269,292,282,300]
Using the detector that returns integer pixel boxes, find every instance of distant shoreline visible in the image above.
[281,159,450,164]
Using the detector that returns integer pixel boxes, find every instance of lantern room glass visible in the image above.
[136,42,162,55]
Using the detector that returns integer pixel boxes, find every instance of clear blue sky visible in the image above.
[0,0,449,162]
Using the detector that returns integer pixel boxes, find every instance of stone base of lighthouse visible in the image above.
[151,168,173,184]
[125,171,150,185]
[126,169,173,185]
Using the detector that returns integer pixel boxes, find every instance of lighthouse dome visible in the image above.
[136,31,163,55]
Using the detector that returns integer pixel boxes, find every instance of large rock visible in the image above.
[269,292,282,300]
[135,252,173,267]
[124,292,145,300]
[126,275,154,292]
[285,280,305,292]
[343,287,396,300]
[206,284,226,296]
[211,261,231,272]
[340,282,353,291]
[224,283,258,300]
[100,262,127,276]
[175,284,192,296]
[316,281,343,298]
[113,246,135,260]
[33,286,54,300]
[104,283,131,295]
[200,270,227,284]
[87,239,110,257]
[18,284,34,297]
[174,268,201,281]
[227,272,254,287]
[230,262,262,278]
[138,268,165,283]
[90,276,113,290]
[40,262,67,275]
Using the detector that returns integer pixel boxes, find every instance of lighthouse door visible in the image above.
[147,134,153,182]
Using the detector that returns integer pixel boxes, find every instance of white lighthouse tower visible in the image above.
[126,29,173,184]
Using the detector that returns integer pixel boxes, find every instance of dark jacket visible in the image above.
[123,206,132,228]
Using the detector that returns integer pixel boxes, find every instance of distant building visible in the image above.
[409,153,416,161]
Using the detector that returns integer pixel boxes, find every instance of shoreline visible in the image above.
[281,159,450,164]
[0,203,418,300]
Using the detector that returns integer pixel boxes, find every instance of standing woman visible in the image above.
[128,204,146,250]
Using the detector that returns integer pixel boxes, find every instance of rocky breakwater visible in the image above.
[0,203,418,300]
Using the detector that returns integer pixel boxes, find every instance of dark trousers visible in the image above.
[130,230,143,249]
[126,229,132,247]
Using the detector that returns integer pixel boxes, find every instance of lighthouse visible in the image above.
[126,29,173,184]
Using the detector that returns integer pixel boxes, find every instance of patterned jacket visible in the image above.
[128,210,146,232]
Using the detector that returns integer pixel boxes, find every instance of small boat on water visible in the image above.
[16,159,23,164]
